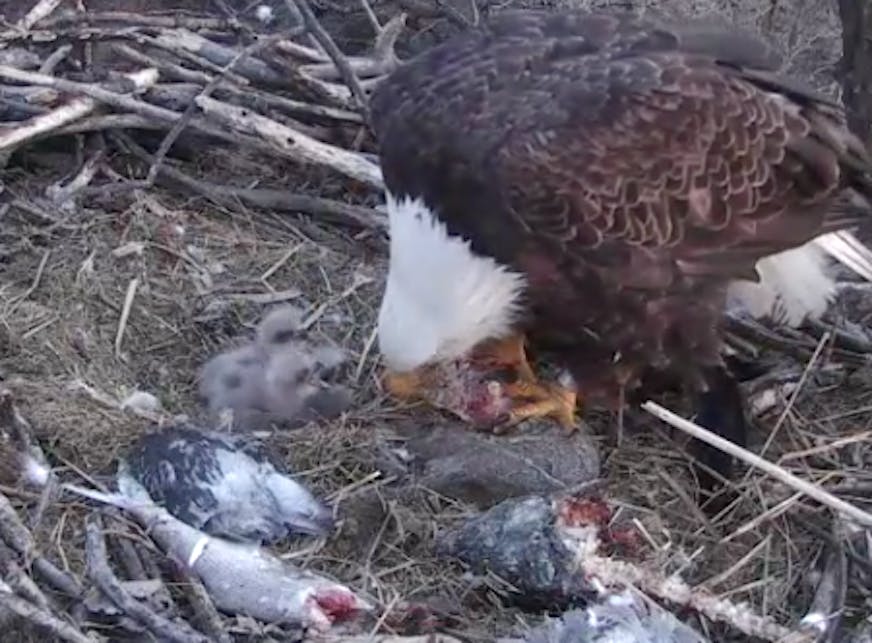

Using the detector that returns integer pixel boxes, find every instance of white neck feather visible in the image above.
[377,193,527,371]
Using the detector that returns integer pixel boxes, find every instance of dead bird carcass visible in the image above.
[198,304,354,430]
[439,493,710,642]
[437,492,641,610]
[68,478,371,632]
[118,422,335,543]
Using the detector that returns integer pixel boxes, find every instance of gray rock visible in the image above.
[400,419,601,509]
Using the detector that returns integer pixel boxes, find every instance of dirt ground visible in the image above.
[2,0,872,641]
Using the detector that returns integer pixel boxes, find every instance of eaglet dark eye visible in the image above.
[222,373,243,389]
[272,329,300,344]
[294,367,311,385]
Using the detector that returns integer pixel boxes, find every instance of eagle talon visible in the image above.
[470,333,537,383]
[501,380,580,433]
[382,369,426,401]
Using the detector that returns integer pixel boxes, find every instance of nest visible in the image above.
[0,0,870,642]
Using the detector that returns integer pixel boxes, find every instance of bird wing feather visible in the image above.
[371,9,872,291]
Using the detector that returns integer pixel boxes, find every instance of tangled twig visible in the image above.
[85,516,211,643]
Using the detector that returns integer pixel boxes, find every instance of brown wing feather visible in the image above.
[370,9,872,291]
[496,56,849,282]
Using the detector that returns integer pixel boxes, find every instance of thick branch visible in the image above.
[195,95,383,188]
[0,68,158,153]
[0,585,94,643]
[148,28,299,88]
[17,0,64,30]
[0,97,96,151]
[0,66,376,187]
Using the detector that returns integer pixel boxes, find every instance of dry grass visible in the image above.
[0,136,513,639]
[1,0,871,641]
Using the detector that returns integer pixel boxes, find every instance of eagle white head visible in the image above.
[376,192,527,373]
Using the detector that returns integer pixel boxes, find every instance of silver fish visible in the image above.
[65,482,372,632]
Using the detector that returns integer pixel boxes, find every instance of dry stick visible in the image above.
[17,0,64,31]
[262,52,354,107]
[359,0,382,31]
[0,64,247,145]
[0,97,96,151]
[115,278,139,359]
[85,517,211,643]
[136,33,252,86]
[111,44,362,123]
[39,43,73,74]
[0,585,95,643]
[145,34,265,185]
[114,131,385,230]
[799,527,848,639]
[176,570,232,643]
[28,472,57,530]
[641,400,872,529]
[144,83,341,138]
[0,84,58,104]
[369,12,406,68]
[196,95,383,188]
[40,11,239,31]
[0,65,378,188]
[171,174,385,229]
[758,330,832,461]
[0,493,83,598]
[109,523,148,581]
[0,68,159,152]
[47,146,104,205]
[290,0,370,119]
[300,13,405,81]
[0,388,43,461]
[576,547,810,642]
[147,28,298,87]
[111,43,215,84]
[55,114,165,136]
[0,541,51,609]
[275,37,328,62]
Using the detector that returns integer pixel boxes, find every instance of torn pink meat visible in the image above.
[313,587,366,622]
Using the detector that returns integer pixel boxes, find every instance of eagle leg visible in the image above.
[382,369,426,400]
[501,378,579,432]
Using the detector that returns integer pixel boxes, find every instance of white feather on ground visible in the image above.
[727,230,872,327]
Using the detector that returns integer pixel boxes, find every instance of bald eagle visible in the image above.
[368,9,872,489]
